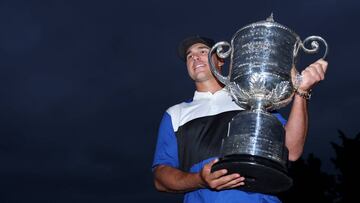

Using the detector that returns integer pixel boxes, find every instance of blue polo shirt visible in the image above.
[153,89,286,203]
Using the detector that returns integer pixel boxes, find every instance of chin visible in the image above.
[195,75,211,82]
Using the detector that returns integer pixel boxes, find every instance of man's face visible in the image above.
[185,43,218,82]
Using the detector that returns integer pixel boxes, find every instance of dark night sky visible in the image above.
[0,0,359,202]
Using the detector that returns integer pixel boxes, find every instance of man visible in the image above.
[152,35,328,202]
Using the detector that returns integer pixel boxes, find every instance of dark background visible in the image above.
[0,0,359,202]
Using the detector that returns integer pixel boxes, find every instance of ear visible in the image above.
[217,57,225,67]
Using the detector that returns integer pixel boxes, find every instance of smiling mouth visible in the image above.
[194,63,206,70]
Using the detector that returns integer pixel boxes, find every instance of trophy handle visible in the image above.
[208,41,232,85]
[299,36,328,59]
[293,36,329,89]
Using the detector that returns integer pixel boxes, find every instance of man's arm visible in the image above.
[153,159,245,193]
[153,165,203,193]
[285,59,328,161]
[285,94,308,161]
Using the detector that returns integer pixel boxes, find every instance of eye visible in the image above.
[200,49,209,55]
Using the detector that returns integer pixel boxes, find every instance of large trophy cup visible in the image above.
[209,15,328,194]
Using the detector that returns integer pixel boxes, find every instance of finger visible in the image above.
[211,158,219,165]
[316,59,328,72]
[209,169,228,179]
[201,159,227,186]
[306,65,323,81]
[299,69,317,90]
[210,173,241,188]
[216,176,245,190]
[218,179,245,190]
[300,68,316,84]
[203,159,219,173]
[228,181,245,189]
[315,59,328,66]
[204,158,219,168]
[315,63,325,75]
[309,63,325,80]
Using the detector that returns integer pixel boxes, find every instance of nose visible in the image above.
[191,53,200,61]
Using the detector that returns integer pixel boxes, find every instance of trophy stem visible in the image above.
[249,98,269,112]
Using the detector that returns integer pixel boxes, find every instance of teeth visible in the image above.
[195,64,205,68]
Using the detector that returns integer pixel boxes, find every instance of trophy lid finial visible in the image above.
[266,13,274,22]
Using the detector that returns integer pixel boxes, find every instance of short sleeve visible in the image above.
[152,112,179,170]
[271,110,287,126]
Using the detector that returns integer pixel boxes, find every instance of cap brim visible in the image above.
[177,36,215,62]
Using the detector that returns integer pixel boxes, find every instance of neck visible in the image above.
[195,78,224,94]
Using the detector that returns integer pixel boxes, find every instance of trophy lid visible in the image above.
[235,13,300,39]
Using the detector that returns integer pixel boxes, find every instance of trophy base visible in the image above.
[211,154,292,194]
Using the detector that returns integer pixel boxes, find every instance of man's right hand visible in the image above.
[200,159,245,190]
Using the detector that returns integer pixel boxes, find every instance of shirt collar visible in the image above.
[193,88,228,100]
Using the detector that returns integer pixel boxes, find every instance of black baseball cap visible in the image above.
[177,35,215,62]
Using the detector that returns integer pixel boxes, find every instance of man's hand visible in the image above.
[299,59,328,91]
[200,159,245,190]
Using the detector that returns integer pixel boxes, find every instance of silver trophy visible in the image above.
[209,14,328,194]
